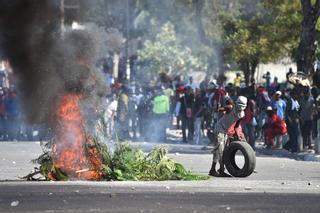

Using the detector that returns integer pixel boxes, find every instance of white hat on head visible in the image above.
[266,106,273,111]
[275,91,282,96]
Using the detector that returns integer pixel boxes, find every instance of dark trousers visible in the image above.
[286,120,299,153]
[138,114,145,138]
[116,116,129,141]
[181,116,194,142]
[243,124,255,150]
[0,116,6,139]
[176,115,181,129]
[300,120,313,149]
[312,118,318,139]
[129,114,138,138]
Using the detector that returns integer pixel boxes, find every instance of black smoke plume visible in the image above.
[0,0,107,129]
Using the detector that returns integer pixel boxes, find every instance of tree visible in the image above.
[218,1,267,84]
[262,0,302,59]
[296,0,320,74]
[79,0,311,82]
[137,22,206,78]
[220,0,302,85]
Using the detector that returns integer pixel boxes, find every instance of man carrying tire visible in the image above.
[209,96,247,177]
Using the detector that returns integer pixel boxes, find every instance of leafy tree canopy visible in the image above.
[83,0,320,82]
[137,22,207,76]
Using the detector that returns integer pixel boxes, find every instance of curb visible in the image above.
[256,147,320,162]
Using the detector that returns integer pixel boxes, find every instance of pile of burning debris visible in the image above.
[24,93,207,181]
[27,142,209,181]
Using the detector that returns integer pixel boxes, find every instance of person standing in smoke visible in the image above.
[141,88,155,141]
[128,88,138,139]
[137,87,148,140]
[186,76,196,91]
[193,88,206,145]
[174,84,185,130]
[115,86,129,141]
[130,86,143,139]
[163,84,175,128]
[209,96,247,177]
[204,82,216,136]
[200,75,210,96]
[105,94,118,137]
[179,86,195,143]
[0,87,6,140]
[4,86,19,140]
[151,88,170,142]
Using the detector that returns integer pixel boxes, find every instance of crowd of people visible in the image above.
[0,61,29,141]
[2,54,320,154]
[105,70,320,154]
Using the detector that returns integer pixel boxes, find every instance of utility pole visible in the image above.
[60,0,65,33]
[60,0,81,32]
[125,0,131,81]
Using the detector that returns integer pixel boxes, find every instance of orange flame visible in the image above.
[50,94,103,181]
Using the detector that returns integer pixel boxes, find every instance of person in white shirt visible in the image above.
[105,94,118,136]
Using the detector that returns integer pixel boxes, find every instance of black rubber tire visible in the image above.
[223,141,256,177]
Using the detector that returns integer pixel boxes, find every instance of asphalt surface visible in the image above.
[1,183,320,213]
[0,141,320,212]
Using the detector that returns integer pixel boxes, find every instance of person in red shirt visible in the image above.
[263,106,287,148]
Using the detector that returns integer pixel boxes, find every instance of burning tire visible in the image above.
[223,141,256,177]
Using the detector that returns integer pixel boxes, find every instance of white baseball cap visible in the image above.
[266,106,273,111]
[275,91,282,96]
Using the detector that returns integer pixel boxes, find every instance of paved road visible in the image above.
[1,183,320,213]
[1,142,320,183]
[0,142,320,212]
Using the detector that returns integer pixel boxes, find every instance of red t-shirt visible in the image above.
[268,113,287,135]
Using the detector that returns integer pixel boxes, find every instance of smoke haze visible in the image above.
[0,0,107,131]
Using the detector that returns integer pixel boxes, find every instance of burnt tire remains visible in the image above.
[223,141,256,177]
